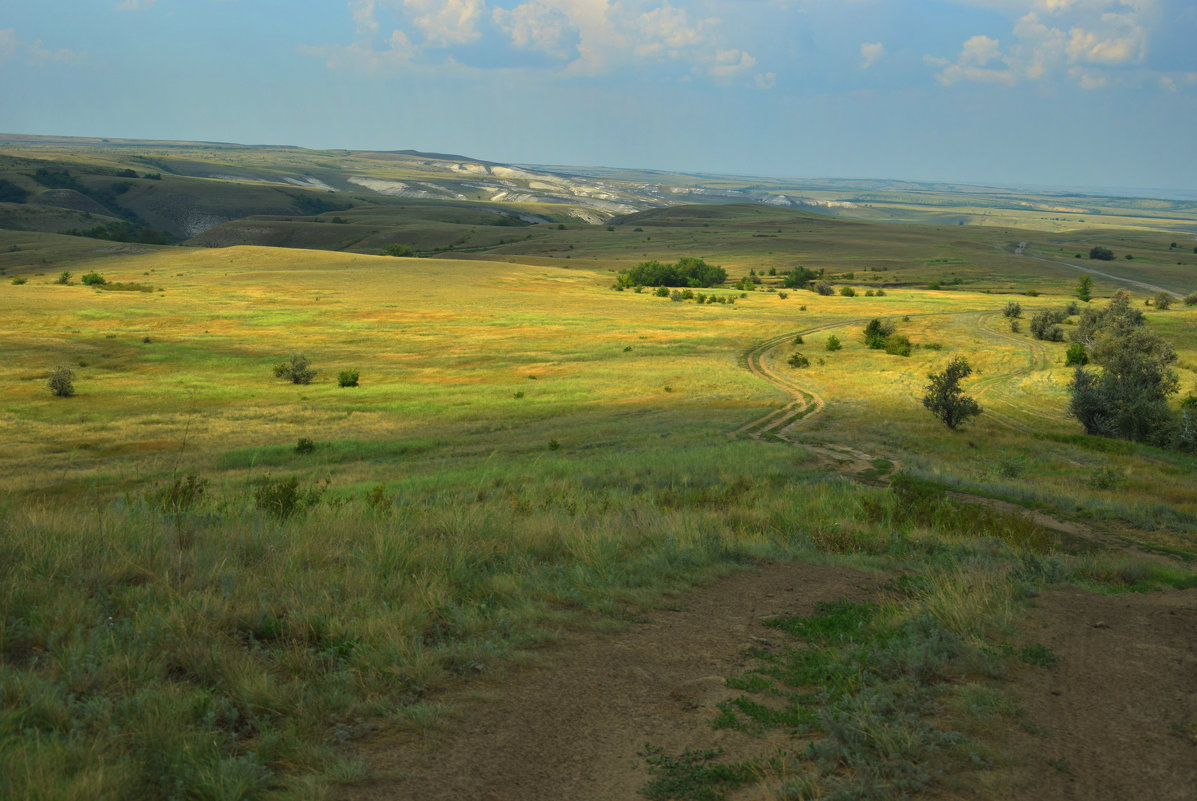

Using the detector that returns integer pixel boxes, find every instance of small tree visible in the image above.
[1065,343,1088,366]
[384,243,414,257]
[1089,246,1114,261]
[1076,274,1093,302]
[273,353,317,384]
[1153,291,1173,310]
[826,334,842,351]
[788,353,810,368]
[1030,310,1064,341]
[922,357,981,430]
[48,366,75,397]
[1003,301,1022,319]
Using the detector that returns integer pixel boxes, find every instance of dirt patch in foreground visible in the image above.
[1008,584,1197,801]
[346,561,881,801]
[345,564,1197,801]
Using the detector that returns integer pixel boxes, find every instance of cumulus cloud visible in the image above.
[930,0,1158,89]
[405,0,485,47]
[859,41,885,70]
[493,2,577,60]
[303,0,761,84]
[0,28,83,65]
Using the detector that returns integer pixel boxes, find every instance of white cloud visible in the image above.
[754,71,776,89]
[930,0,1157,89]
[0,27,83,65]
[115,0,157,10]
[350,0,380,36]
[859,41,884,70]
[304,0,759,83]
[405,0,484,47]
[493,2,576,60]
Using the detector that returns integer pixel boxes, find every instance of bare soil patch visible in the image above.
[1008,584,1197,801]
[346,561,881,801]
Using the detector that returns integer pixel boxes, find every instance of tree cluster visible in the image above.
[616,257,727,288]
[1067,291,1182,445]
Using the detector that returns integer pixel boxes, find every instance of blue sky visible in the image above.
[1,0,1195,191]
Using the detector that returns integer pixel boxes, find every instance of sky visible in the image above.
[1,0,1195,192]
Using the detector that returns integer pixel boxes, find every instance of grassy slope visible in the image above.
[2,200,1197,799]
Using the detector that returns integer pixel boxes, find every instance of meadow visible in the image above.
[2,197,1197,800]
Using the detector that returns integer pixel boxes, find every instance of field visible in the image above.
[2,155,1197,800]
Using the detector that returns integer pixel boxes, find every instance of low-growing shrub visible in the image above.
[11,276,27,285]
[338,369,359,387]
[670,290,684,302]
[788,352,810,368]
[884,334,913,357]
[295,437,316,454]
[384,243,413,257]
[793,334,804,345]
[654,286,670,298]
[253,475,325,520]
[81,272,106,286]
[1153,291,1173,310]
[273,353,317,384]
[1065,343,1088,366]
[875,289,886,297]
[55,271,72,285]
[826,334,841,351]
[48,365,75,397]
[839,286,856,297]
[154,473,207,515]
[813,281,834,296]
[777,291,788,299]
[1003,301,1022,319]
[1184,293,1197,306]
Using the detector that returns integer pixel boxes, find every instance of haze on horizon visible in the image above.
[1,0,1195,193]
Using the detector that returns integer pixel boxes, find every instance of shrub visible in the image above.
[875,289,886,297]
[813,281,834,296]
[154,473,207,516]
[654,286,670,298]
[1076,274,1093,302]
[863,318,895,349]
[337,369,359,387]
[1184,293,1197,306]
[884,334,913,357]
[1011,320,1021,333]
[1153,292,1173,310]
[55,271,72,285]
[81,272,107,286]
[384,243,414,257]
[617,256,727,288]
[1065,343,1088,366]
[922,357,981,430]
[1029,310,1064,341]
[1025,289,1039,297]
[10,276,26,285]
[793,334,804,345]
[788,353,810,368]
[670,289,684,302]
[295,438,316,454]
[839,286,856,297]
[273,353,317,384]
[865,289,875,297]
[826,334,842,351]
[681,289,694,300]
[48,365,75,397]
[777,291,788,299]
[1089,246,1114,261]
[1064,301,1080,316]
[1003,301,1022,318]
[253,475,324,520]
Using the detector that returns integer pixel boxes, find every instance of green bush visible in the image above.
[813,281,834,296]
[10,276,26,285]
[1065,343,1088,366]
[863,318,895,349]
[338,369,360,387]
[153,474,208,515]
[1089,246,1114,261]
[81,272,107,286]
[1029,310,1064,341]
[55,271,72,285]
[655,286,670,298]
[273,353,317,384]
[384,243,414,257]
[788,352,810,368]
[839,286,856,297]
[826,334,842,351]
[793,334,804,345]
[295,438,316,454]
[1183,293,1197,306]
[884,334,913,357]
[47,365,75,397]
[1153,292,1173,310]
[253,475,324,520]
